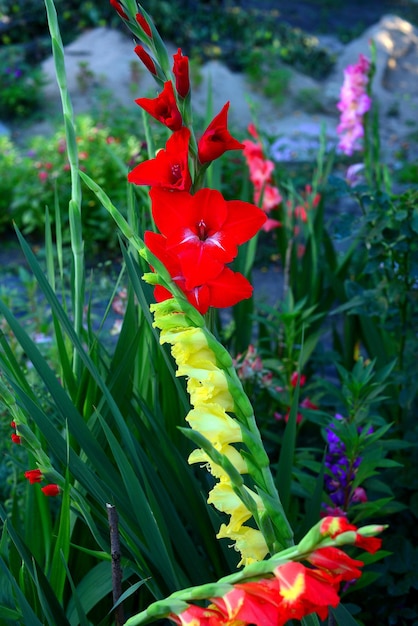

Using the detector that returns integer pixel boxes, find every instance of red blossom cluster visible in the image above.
[242,123,282,232]
[120,13,266,314]
[11,422,60,496]
[24,469,60,497]
[273,371,318,425]
[170,517,382,626]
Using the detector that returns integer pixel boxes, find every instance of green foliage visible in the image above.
[2,113,153,251]
[0,46,46,119]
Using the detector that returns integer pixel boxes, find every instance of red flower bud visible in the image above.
[134,45,157,76]
[41,484,60,497]
[290,371,307,387]
[172,48,190,98]
[109,0,128,20]
[11,433,21,444]
[135,12,152,38]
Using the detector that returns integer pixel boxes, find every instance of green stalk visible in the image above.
[44,0,84,376]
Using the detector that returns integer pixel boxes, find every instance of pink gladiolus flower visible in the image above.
[337,54,371,156]
[243,124,282,230]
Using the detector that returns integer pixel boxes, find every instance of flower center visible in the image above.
[197,219,208,240]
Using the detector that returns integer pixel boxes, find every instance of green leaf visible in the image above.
[331,602,360,625]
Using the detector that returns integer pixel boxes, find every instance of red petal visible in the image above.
[150,188,195,237]
[221,199,267,246]
[177,244,225,289]
[207,268,253,308]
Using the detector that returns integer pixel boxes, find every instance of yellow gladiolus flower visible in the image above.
[185,403,242,446]
[188,443,248,479]
[187,372,234,411]
[217,524,269,567]
[207,481,263,533]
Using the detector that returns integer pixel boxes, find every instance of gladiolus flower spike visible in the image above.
[123,518,385,626]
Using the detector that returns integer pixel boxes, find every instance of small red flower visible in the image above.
[198,102,244,163]
[150,187,266,288]
[41,484,60,497]
[135,11,152,37]
[290,372,307,387]
[11,433,21,444]
[136,81,182,131]
[109,0,128,20]
[134,45,157,76]
[172,48,190,98]
[10,420,16,428]
[24,469,43,484]
[128,127,192,191]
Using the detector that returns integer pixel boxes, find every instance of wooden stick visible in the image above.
[106,503,125,625]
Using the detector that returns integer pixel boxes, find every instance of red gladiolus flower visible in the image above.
[198,102,244,164]
[319,516,383,553]
[109,0,128,20]
[170,603,226,625]
[215,578,282,626]
[41,484,60,497]
[24,469,43,484]
[308,547,364,581]
[136,81,182,131]
[274,561,340,622]
[134,45,157,76]
[145,231,253,314]
[150,187,266,289]
[173,48,190,98]
[128,127,192,191]
[11,433,21,444]
[135,12,152,37]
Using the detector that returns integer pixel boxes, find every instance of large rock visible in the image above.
[41,27,163,116]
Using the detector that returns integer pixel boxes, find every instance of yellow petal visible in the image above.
[187,372,234,411]
[208,481,263,532]
[217,524,269,567]
[188,444,248,479]
[185,403,242,446]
